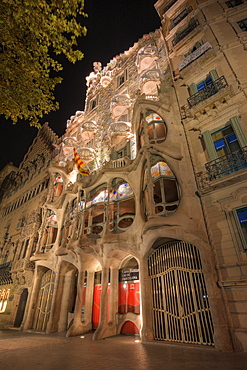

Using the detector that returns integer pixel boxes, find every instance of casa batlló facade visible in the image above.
[0,0,247,352]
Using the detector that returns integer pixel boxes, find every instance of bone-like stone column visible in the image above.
[57,271,74,332]
[46,268,64,333]
[83,271,94,326]
[109,267,118,326]
[139,258,153,341]
[66,269,93,337]
[23,267,43,330]
[93,266,110,340]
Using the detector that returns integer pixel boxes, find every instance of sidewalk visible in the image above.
[0,329,247,370]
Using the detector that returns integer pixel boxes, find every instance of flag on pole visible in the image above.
[73,148,90,176]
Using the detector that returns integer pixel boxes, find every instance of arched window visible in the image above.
[109,178,135,233]
[52,173,63,202]
[84,184,108,237]
[143,159,180,219]
[139,111,167,147]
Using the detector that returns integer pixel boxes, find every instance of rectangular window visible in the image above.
[226,0,243,8]
[237,18,247,32]
[117,70,128,87]
[90,98,98,110]
[211,125,240,157]
[235,207,247,249]
[203,117,247,179]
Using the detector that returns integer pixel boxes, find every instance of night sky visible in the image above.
[0,0,160,170]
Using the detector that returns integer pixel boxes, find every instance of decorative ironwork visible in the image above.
[0,262,12,285]
[187,76,228,108]
[148,241,214,345]
[33,270,56,331]
[205,147,247,181]
[172,19,199,46]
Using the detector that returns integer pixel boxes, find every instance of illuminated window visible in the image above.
[143,160,180,219]
[41,211,58,252]
[84,185,108,237]
[0,289,10,313]
[52,173,63,202]
[139,111,167,147]
[109,178,135,233]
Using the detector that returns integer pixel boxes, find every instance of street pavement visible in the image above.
[0,329,247,370]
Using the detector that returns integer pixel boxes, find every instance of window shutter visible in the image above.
[189,83,197,95]
[209,69,218,81]
[230,116,247,148]
[202,130,217,160]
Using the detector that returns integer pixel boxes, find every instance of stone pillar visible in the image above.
[201,253,238,351]
[46,268,64,333]
[109,267,118,326]
[23,267,42,330]
[83,270,94,325]
[57,271,74,332]
[139,258,153,341]
[66,269,92,337]
[93,266,110,340]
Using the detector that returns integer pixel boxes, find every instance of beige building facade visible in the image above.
[0,0,247,352]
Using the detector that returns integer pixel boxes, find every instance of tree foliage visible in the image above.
[0,0,87,127]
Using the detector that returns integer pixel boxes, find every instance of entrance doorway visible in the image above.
[14,289,28,328]
[33,269,56,331]
[148,241,214,345]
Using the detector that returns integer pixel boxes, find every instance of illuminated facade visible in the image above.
[0,0,247,352]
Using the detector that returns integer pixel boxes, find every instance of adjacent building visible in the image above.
[0,0,246,352]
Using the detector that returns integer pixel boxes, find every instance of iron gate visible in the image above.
[33,269,56,331]
[148,241,214,345]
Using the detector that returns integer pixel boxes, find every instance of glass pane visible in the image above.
[154,181,162,204]
[92,205,104,224]
[119,198,135,217]
[118,218,134,228]
[156,122,166,138]
[163,179,178,203]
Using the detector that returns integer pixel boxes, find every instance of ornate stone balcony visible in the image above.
[187,77,228,108]
[111,157,131,169]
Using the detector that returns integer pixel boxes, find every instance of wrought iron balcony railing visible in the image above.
[187,76,228,108]
[172,19,199,46]
[205,147,247,181]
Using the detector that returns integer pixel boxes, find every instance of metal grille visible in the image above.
[148,241,214,345]
[33,270,55,331]
[205,147,247,180]
[187,76,227,108]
